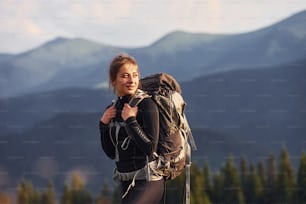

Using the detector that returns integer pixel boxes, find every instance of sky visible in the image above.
[1,0,306,54]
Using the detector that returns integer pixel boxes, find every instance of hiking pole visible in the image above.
[185,144,191,204]
[185,162,191,204]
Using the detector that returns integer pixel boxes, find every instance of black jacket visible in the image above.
[99,94,159,173]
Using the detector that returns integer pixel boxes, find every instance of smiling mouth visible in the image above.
[127,86,135,90]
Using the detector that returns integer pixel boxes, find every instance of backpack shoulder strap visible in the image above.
[129,89,151,107]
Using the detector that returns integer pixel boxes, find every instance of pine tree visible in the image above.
[31,190,41,204]
[165,172,185,204]
[203,162,212,199]
[257,160,266,189]
[296,152,306,203]
[41,180,55,204]
[112,184,121,204]
[221,155,244,204]
[239,156,248,200]
[60,184,72,204]
[245,164,264,203]
[17,179,30,204]
[190,163,203,204]
[190,163,211,204]
[71,173,85,190]
[72,173,92,204]
[264,153,278,203]
[257,160,266,203]
[211,171,223,204]
[276,146,296,203]
[60,173,92,204]
[96,180,112,204]
[17,178,40,204]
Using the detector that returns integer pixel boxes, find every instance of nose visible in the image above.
[127,74,134,83]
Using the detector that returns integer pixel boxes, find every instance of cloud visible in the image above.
[208,0,222,18]
[67,1,132,25]
[1,0,306,53]
[24,19,44,35]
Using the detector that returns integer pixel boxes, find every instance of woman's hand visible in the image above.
[100,105,116,124]
[121,103,138,121]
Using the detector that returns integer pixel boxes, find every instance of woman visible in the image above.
[99,53,165,204]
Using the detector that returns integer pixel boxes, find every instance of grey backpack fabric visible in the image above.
[130,72,197,181]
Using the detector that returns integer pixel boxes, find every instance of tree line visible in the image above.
[1,147,305,204]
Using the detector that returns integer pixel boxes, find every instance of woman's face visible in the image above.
[113,63,139,96]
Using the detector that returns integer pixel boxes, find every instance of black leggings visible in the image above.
[120,179,165,204]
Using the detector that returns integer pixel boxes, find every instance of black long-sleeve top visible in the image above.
[99,94,159,173]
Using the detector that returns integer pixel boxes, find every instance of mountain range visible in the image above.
[1,10,306,98]
[0,10,305,196]
[1,58,305,195]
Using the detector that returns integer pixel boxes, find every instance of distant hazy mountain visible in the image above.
[1,57,305,194]
[183,58,306,156]
[0,10,306,97]
[136,9,306,77]
[0,37,123,97]
[0,88,114,135]
[0,54,13,62]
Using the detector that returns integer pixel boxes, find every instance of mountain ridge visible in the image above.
[1,10,306,97]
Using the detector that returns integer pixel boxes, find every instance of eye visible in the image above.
[119,72,139,80]
[121,73,129,78]
[132,73,139,78]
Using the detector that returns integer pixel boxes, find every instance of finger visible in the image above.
[109,105,116,113]
[109,104,116,110]
[124,103,131,109]
[109,109,116,116]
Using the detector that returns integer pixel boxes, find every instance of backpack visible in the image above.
[130,72,197,181]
